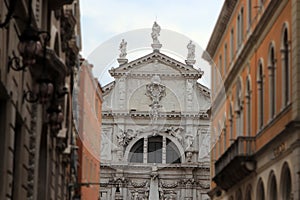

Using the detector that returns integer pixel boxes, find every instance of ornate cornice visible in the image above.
[102,81,115,96]
[205,0,238,58]
[102,111,209,119]
[109,51,203,78]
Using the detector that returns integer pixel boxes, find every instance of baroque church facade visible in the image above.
[100,22,211,200]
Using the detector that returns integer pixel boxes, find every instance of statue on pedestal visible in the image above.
[151,21,161,44]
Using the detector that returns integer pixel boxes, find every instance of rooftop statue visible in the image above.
[119,39,127,58]
[151,21,161,45]
[187,40,195,60]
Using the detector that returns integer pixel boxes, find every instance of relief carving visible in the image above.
[131,180,148,188]
[185,133,194,150]
[186,79,194,110]
[161,181,178,188]
[164,126,184,143]
[145,75,166,122]
[116,129,136,147]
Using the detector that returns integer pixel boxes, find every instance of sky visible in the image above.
[80,0,224,87]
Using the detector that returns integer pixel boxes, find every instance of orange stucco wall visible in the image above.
[210,0,292,186]
[78,60,102,200]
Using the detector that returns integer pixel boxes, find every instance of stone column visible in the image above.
[162,136,166,164]
[143,137,148,163]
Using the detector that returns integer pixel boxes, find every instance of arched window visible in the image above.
[257,178,265,200]
[246,76,252,136]
[236,7,244,48]
[148,136,163,163]
[235,78,243,137]
[230,28,234,62]
[218,121,222,156]
[223,115,227,149]
[281,163,292,200]
[247,0,252,31]
[129,136,181,164]
[129,139,144,163]
[224,44,227,75]
[219,54,223,76]
[268,44,276,119]
[166,139,181,163]
[281,24,290,106]
[268,171,278,200]
[229,101,234,143]
[257,60,264,130]
[245,184,252,200]
[239,7,244,46]
[236,189,242,200]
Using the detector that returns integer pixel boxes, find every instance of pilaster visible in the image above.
[292,0,300,120]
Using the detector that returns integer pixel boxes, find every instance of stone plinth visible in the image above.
[185,59,196,66]
[118,58,128,65]
[151,43,162,51]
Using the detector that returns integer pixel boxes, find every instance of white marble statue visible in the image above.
[187,40,195,60]
[119,39,127,58]
[151,21,161,44]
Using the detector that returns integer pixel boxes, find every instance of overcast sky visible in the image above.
[80,0,224,87]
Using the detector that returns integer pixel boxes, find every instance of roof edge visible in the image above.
[204,0,238,58]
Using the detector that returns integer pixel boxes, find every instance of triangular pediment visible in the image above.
[109,51,203,78]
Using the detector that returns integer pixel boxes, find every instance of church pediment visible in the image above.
[109,51,204,78]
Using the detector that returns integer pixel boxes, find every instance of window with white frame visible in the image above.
[237,8,244,47]
[229,102,234,142]
[224,44,227,75]
[235,78,243,137]
[247,0,252,31]
[246,76,252,136]
[223,116,227,149]
[230,28,234,62]
[257,60,264,129]
[281,25,290,106]
[219,54,223,76]
[268,44,276,119]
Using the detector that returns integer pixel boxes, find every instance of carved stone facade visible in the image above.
[101,45,211,199]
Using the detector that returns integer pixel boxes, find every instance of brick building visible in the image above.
[205,0,300,199]
[75,58,102,200]
[0,0,81,199]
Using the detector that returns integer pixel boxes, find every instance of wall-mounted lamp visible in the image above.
[8,25,50,72]
[47,105,64,133]
[23,79,54,103]
[17,26,43,66]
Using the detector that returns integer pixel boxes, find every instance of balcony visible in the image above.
[49,0,75,10]
[213,136,256,190]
